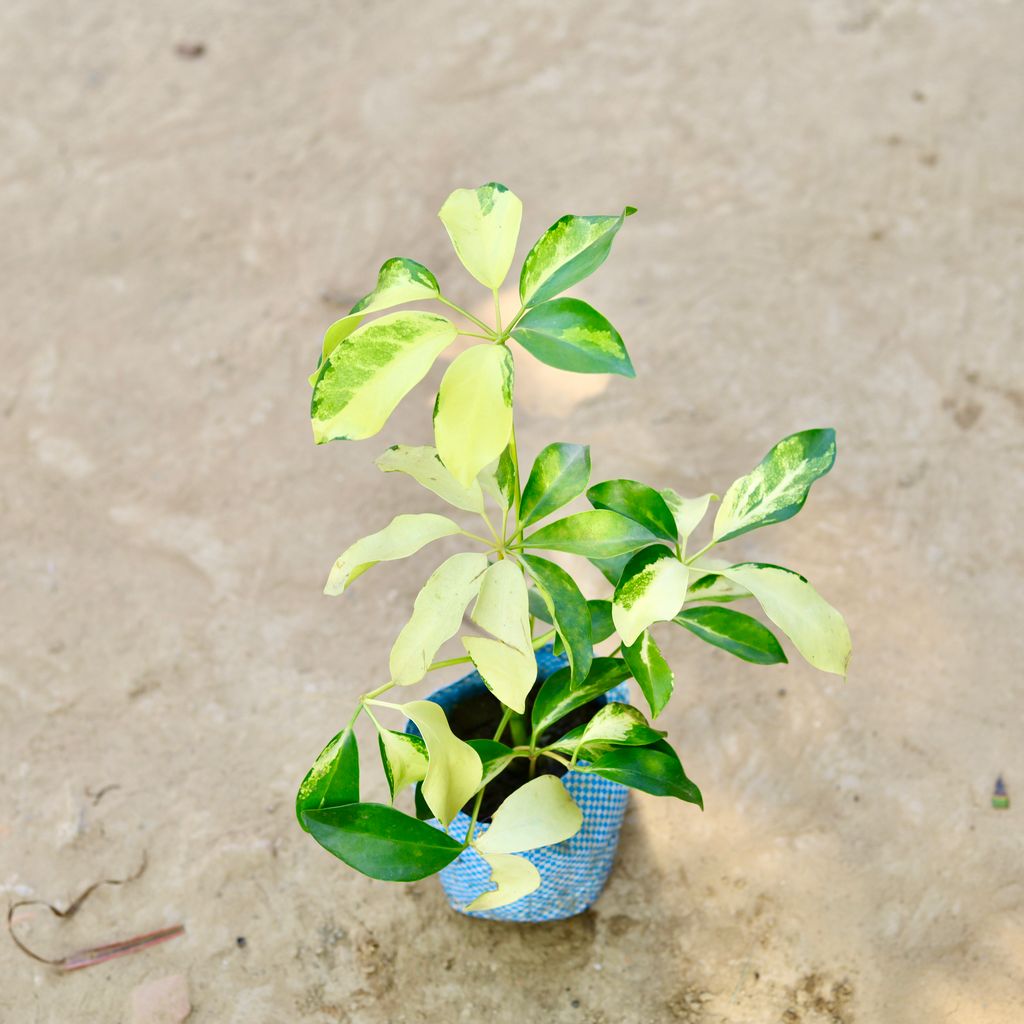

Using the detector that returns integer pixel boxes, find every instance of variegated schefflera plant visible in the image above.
[295,183,852,911]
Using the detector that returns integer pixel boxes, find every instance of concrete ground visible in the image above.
[2,1,1022,1021]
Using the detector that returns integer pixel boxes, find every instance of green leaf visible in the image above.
[588,551,634,586]
[323,513,462,596]
[302,803,463,881]
[531,657,631,736]
[474,775,582,854]
[674,606,787,665]
[587,479,678,542]
[660,489,718,553]
[685,568,751,604]
[587,742,703,807]
[511,298,634,377]
[462,560,535,714]
[378,730,428,802]
[438,182,522,289]
[478,444,518,511]
[389,552,489,685]
[588,599,616,644]
[713,429,837,543]
[464,851,541,912]
[434,344,515,488]
[376,444,485,514]
[612,546,690,647]
[311,311,457,443]
[519,206,636,307]
[717,563,851,676]
[521,554,593,687]
[392,700,482,826]
[311,258,441,382]
[519,443,591,527]
[524,510,658,559]
[467,739,517,788]
[622,630,674,718]
[295,727,359,832]
[413,782,431,820]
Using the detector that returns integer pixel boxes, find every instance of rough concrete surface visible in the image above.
[2,1,1022,1021]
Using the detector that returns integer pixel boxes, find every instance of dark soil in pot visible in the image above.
[446,688,606,823]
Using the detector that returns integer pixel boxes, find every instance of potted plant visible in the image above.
[295,183,851,920]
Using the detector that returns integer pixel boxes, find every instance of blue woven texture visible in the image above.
[406,646,629,922]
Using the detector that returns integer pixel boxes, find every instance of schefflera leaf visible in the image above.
[465,851,541,912]
[323,513,461,596]
[474,775,582,854]
[612,546,690,647]
[556,702,664,758]
[311,257,441,382]
[478,444,518,511]
[311,311,457,443]
[588,740,703,808]
[519,205,636,307]
[378,729,428,802]
[434,344,515,488]
[622,630,674,718]
[524,510,658,559]
[521,554,592,687]
[438,182,522,290]
[295,726,359,831]
[462,560,536,714]
[391,700,482,826]
[587,479,678,543]
[531,657,632,737]
[718,563,852,677]
[302,803,463,881]
[389,552,489,685]
[713,428,837,543]
[511,298,634,377]
[376,444,485,514]
[673,606,786,665]
[519,442,591,528]
[660,489,718,553]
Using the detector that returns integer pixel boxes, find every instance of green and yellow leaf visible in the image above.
[390,700,482,827]
[587,479,678,542]
[717,563,851,676]
[474,775,582,854]
[521,554,593,688]
[311,258,441,382]
[434,344,515,488]
[673,606,787,665]
[378,730,429,802]
[713,429,837,543]
[464,851,541,912]
[311,311,457,443]
[519,206,636,307]
[660,489,718,553]
[622,630,674,718]
[511,298,634,377]
[519,442,591,527]
[462,560,535,713]
[438,182,522,289]
[524,510,659,559]
[612,546,690,647]
[376,444,485,514]
[323,513,462,596]
[389,552,490,685]
[295,726,359,831]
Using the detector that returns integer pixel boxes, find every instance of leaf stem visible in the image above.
[684,539,717,565]
[492,288,502,333]
[459,528,495,546]
[427,654,474,671]
[438,295,494,335]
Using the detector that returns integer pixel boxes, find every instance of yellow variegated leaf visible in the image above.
[311,311,457,443]
[474,775,582,854]
[378,729,428,802]
[612,548,690,647]
[389,552,489,685]
[464,851,541,912]
[310,258,441,383]
[438,182,522,289]
[390,700,482,827]
[434,345,515,488]
[376,444,485,514]
[323,513,461,595]
[462,560,535,713]
[719,563,851,677]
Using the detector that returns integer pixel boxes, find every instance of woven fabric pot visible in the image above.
[406,646,629,922]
